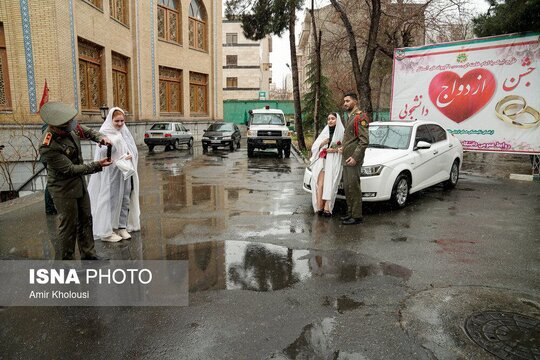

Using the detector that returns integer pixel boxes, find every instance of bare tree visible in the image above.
[309,0,323,137]
[329,0,382,118]
[0,101,41,200]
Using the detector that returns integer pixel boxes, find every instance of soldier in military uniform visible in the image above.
[39,102,112,260]
[339,93,369,225]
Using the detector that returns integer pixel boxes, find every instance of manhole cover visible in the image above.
[464,311,540,360]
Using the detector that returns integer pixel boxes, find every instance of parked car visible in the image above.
[246,106,292,158]
[201,122,241,152]
[144,122,193,151]
[303,120,463,208]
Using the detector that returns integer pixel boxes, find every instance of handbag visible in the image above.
[115,154,135,180]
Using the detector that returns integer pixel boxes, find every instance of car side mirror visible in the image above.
[415,140,431,150]
[286,121,291,127]
[203,129,207,132]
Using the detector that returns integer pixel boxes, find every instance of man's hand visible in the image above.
[345,157,357,166]
[99,137,112,147]
[337,147,343,154]
[99,158,113,167]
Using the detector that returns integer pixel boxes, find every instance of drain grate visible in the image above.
[464,311,540,360]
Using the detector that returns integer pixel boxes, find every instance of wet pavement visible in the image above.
[0,142,539,359]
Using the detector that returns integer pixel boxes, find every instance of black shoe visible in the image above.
[341,217,363,225]
[81,254,110,261]
[340,215,351,221]
[46,209,57,215]
[316,210,324,216]
[323,211,332,217]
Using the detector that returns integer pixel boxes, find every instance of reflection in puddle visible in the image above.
[270,318,365,360]
[165,241,412,293]
[323,296,365,314]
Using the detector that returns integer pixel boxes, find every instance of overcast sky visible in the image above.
[224,0,492,88]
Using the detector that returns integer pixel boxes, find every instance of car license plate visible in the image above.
[211,140,221,143]
[263,140,275,144]
[151,133,162,138]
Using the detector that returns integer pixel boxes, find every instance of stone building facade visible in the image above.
[0,0,222,127]
[0,0,222,194]
[222,20,272,100]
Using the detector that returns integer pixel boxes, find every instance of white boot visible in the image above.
[117,228,131,240]
[101,233,123,242]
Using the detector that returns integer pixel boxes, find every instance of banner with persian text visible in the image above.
[391,32,540,154]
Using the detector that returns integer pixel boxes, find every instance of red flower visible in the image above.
[337,141,342,146]
[319,148,327,159]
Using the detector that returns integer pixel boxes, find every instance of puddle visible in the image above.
[165,240,412,293]
[270,317,364,359]
[391,236,408,242]
[324,295,365,314]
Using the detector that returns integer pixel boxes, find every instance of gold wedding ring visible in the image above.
[495,95,540,129]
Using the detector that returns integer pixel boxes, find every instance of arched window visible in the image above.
[157,0,181,44]
[188,0,207,51]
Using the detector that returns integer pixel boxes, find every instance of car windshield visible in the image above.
[207,124,233,132]
[368,125,412,150]
[251,113,285,125]
[150,123,171,131]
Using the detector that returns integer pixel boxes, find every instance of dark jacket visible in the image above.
[39,125,104,198]
[342,106,369,164]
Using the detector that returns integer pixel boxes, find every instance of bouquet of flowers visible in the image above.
[319,141,341,159]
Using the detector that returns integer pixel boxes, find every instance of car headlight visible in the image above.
[361,165,383,176]
[222,136,231,140]
[202,136,209,139]
[282,130,289,136]
[247,130,256,136]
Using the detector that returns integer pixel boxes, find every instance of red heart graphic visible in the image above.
[429,69,496,123]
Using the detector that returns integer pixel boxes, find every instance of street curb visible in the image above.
[291,142,308,164]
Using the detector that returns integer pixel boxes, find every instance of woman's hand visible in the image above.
[326,148,337,153]
[337,147,343,154]
[125,152,132,160]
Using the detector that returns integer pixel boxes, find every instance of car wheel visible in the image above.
[229,141,235,151]
[236,138,241,149]
[284,146,291,158]
[202,145,208,152]
[212,146,218,151]
[148,145,154,152]
[247,144,254,158]
[444,159,460,189]
[188,138,193,149]
[391,173,410,208]
[173,139,180,150]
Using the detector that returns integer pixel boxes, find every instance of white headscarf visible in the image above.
[88,107,141,238]
[309,113,345,213]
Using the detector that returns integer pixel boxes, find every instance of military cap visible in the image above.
[39,102,78,126]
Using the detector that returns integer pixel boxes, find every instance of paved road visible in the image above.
[0,143,538,359]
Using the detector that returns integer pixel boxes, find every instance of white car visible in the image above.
[302,121,463,208]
